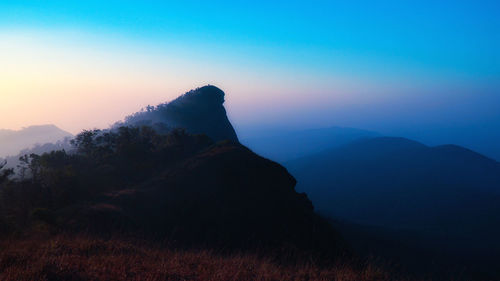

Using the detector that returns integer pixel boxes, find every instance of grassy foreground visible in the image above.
[0,235,405,281]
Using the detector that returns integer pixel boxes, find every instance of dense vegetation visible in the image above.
[0,127,210,233]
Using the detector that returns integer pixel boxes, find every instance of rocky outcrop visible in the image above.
[125,85,239,142]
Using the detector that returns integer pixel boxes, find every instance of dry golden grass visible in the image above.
[0,235,406,281]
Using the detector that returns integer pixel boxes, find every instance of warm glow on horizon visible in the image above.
[0,30,406,134]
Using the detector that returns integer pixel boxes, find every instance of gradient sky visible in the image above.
[1,1,499,158]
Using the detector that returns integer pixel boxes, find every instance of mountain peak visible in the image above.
[125,85,239,142]
[171,85,226,106]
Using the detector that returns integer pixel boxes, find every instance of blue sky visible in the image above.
[2,0,498,79]
[1,0,499,158]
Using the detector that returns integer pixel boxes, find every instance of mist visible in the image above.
[233,85,500,161]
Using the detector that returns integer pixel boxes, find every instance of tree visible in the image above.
[18,155,29,180]
[0,161,13,185]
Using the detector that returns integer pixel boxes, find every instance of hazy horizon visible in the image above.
[1,1,499,159]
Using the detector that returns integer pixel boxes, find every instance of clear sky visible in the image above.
[1,1,499,158]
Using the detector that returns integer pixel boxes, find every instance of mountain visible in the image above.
[0,125,72,158]
[241,126,379,163]
[1,86,497,279]
[287,137,500,250]
[123,85,239,143]
[0,87,343,258]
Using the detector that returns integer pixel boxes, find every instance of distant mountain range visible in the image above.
[0,125,72,158]
[241,126,379,163]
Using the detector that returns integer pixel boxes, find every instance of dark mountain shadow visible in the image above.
[286,136,500,278]
[287,137,500,229]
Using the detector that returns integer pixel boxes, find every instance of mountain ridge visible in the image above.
[0,124,72,158]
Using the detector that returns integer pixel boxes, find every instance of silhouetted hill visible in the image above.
[0,125,72,157]
[0,87,342,258]
[287,137,500,250]
[123,85,238,142]
[242,126,379,163]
